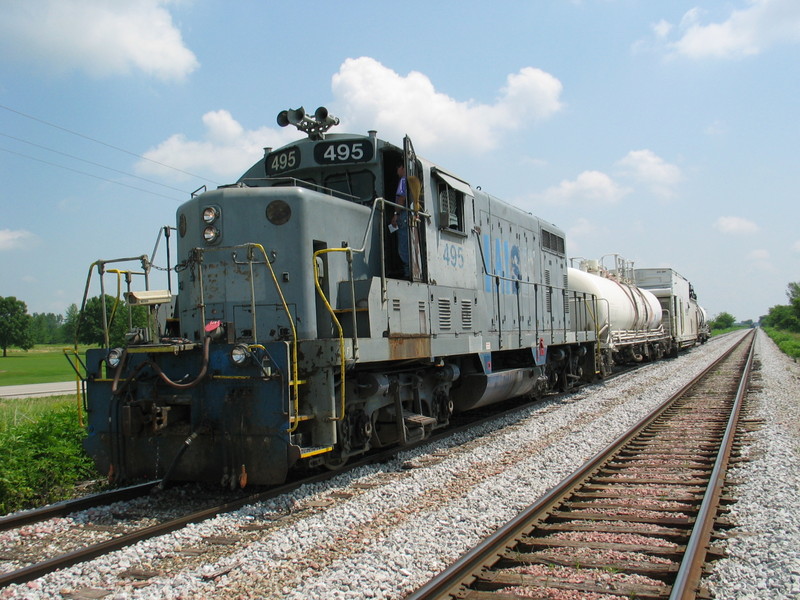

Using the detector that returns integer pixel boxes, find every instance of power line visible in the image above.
[0,103,222,185]
[0,132,191,195]
[0,146,184,202]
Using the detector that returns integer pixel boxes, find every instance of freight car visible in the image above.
[568,256,672,372]
[79,107,599,487]
[634,267,710,350]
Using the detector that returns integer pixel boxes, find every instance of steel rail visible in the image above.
[0,384,571,588]
[0,481,157,532]
[405,330,754,600]
[669,331,755,599]
[0,343,701,589]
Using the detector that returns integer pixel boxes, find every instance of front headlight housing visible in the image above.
[106,347,123,369]
[203,226,220,244]
[202,206,220,224]
[230,344,250,366]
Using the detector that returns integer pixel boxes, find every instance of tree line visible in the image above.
[760,282,800,332]
[0,295,148,357]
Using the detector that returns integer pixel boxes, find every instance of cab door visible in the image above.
[404,136,426,283]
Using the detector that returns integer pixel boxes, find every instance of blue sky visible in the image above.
[1,0,798,322]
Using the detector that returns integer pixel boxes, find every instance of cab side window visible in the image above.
[438,181,463,231]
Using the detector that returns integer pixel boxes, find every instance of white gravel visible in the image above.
[705,330,800,600]
[3,329,797,600]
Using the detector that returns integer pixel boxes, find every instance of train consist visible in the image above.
[78,107,708,487]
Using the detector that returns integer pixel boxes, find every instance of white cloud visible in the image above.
[0,229,37,251]
[567,217,599,238]
[140,58,565,181]
[138,110,301,180]
[669,0,800,59]
[616,149,683,198]
[536,171,630,205]
[0,0,198,81]
[704,120,728,135]
[746,248,774,272]
[331,57,563,152]
[653,20,673,39]
[713,216,760,234]
[792,240,800,252]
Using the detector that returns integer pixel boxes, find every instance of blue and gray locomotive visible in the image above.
[80,106,601,487]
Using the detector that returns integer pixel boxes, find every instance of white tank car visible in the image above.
[568,259,670,367]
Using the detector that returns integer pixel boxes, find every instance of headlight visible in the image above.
[230,344,250,366]
[106,348,123,369]
[202,206,220,224]
[203,226,220,243]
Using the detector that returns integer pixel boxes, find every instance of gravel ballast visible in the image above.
[3,329,798,599]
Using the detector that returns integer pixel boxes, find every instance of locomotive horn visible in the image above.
[287,107,306,125]
[314,106,339,127]
[277,105,339,139]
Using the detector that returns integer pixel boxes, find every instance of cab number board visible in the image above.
[314,140,374,165]
[266,147,300,176]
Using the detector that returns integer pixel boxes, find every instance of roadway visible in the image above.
[0,381,80,399]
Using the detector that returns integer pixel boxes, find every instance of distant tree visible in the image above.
[762,304,800,333]
[788,282,800,302]
[72,295,149,347]
[61,304,79,346]
[30,312,65,344]
[788,282,800,320]
[710,312,736,330]
[0,296,34,357]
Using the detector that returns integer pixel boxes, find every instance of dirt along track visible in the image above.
[0,332,763,599]
[407,330,756,600]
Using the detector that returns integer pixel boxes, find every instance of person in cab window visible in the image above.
[391,164,409,277]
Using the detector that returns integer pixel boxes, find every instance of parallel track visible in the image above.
[0,385,569,588]
[0,343,730,590]
[0,481,157,533]
[407,330,755,600]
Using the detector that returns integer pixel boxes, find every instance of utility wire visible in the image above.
[0,146,183,201]
[0,132,191,195]
[0,103,222,185]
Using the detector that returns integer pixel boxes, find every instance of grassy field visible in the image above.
[0,395,97,513]
[0,344,92,386]
[0,395,79,430]
[763,327,800,359]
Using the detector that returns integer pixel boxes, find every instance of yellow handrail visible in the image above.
[312,248,347,423]
[245,244,302,433]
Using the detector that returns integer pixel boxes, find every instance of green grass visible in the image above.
[0,395,83,431]
[711,326,748,336]
[0,344,92,386]
[0,396,98,513]
[763,327,800,360]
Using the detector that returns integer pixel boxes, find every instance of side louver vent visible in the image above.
[461,299,473,330]
[438,298,452,330]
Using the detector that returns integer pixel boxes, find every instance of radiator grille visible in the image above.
[461,299,473,330]
[438,298,452,330]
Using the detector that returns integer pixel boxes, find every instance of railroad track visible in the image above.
[0,351,706,591]
[0,381,576,589]
[0,481,158,533]
[408,330,756,600]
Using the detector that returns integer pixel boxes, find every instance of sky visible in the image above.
[1,0,798,323]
